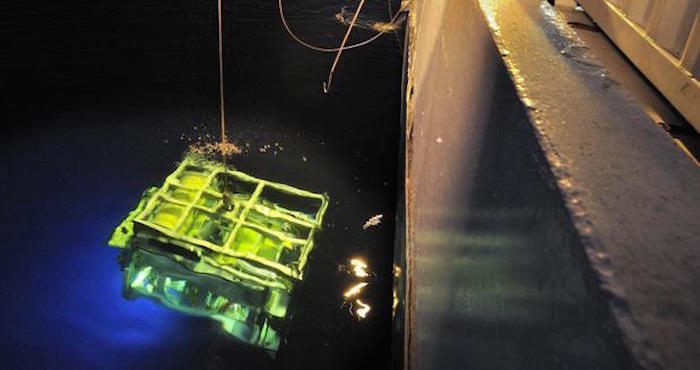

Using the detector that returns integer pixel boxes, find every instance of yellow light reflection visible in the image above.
[393,264,401,278]
[355,299,371,319]
[344,282,369,298]
[350,258,370,278]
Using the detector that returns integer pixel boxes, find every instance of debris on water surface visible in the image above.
[362,214,383,230]
[334,5,405,33]
[436,137,443,144]
[256,142,285,154]
[189,141,242,157]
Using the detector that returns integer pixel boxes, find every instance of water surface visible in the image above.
[1,1,404,369]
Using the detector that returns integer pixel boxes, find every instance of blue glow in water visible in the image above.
[0,190,210,370]
[2,2,403,366]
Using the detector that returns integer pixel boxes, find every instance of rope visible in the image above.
[278,0,407,53]
[217,0,226,143]
[323,0,366,93]
[217,0,229,187]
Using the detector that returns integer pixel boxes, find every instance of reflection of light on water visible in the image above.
[339,257,375,279]
[354,299,371,320]
[350,258,370,278]
[341,257,375,320]
[344,282,369,298]
[392,264,400,317]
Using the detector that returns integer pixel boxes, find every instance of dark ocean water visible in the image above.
[0,1,404,369]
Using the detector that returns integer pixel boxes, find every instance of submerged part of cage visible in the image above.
[108,155,329,352]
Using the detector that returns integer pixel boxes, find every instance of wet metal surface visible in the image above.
[406,0,699,369]
[405,1,632,369]
[477,1,700,368]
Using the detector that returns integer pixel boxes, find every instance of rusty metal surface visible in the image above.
[405,0,700,369]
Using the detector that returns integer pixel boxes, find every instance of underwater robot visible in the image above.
[108,155,328,352]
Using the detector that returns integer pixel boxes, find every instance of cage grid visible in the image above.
[108,155,329,351]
